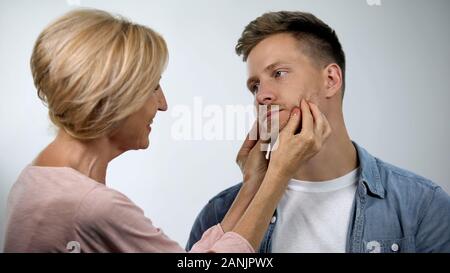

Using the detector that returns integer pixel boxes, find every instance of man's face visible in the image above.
[246,33,325,137]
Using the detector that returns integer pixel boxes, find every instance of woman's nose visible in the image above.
[158,88,168,111]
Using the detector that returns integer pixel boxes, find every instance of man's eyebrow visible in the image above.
[246,61,289,89]
[264,62,287,73]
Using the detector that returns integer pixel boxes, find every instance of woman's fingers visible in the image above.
[236,121,259,168]
[308,101,325,135]
[306,101,332,144]
[299,99,314,137]
[283,107,301,135]
[322,112,332,138]
[243,121,259,149]
[268,99,332,180]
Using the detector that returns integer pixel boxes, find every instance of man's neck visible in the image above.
[292,120,358,182]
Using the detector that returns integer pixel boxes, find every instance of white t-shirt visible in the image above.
[271,168,359,253]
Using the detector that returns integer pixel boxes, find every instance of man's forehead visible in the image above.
[246,53,302,78]
[246,36,304,73]
[247,59,286,75]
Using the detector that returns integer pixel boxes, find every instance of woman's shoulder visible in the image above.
[9,165,103,209]
[74,180,146,226]
[80,182,136,210]
[18,164,102,188]
[11,165,138,221]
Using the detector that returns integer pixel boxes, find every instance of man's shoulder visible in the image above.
[374,156,441,192]
[370,155,450,217]
[355,142,443,197]
[372,155,450,252]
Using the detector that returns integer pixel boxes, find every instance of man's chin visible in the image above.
[259,119,289,141]
[267,117,289,132]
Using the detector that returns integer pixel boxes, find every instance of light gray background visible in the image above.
[1,0,449,250]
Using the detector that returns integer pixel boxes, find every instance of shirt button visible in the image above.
[391,243,399,252]
[271,216,277,224]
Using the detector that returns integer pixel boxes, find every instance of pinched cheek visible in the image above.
[278,111,290,127]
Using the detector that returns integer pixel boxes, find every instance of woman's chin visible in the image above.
[132,138,150,151]
[141,139,150,150]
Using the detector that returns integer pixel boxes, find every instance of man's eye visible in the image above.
[274,71,287,78]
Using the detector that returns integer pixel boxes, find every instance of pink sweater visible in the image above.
[4,166,254,253]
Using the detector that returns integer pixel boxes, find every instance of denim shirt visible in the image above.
[186,142,450,253]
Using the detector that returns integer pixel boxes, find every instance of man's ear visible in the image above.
[323,63,343,99]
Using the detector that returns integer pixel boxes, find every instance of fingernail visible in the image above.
[291,107,299,116]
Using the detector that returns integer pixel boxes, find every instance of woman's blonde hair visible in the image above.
[31,8,168,139]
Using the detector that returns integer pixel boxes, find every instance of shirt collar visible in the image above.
[353,141,385,198]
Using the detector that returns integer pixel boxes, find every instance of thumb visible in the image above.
[237,122,258,165]
[240,121,258,152]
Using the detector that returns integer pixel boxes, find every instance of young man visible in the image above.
[187,11,450,253]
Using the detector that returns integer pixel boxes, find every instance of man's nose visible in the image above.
[256,83,276,105]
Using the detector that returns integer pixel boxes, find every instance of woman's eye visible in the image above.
[274,71,287,78]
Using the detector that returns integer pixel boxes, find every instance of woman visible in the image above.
[4,9,331,252]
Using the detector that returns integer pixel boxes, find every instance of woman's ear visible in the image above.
[323,63,343,99]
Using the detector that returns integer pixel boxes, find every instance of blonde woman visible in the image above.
[3,9,331,252]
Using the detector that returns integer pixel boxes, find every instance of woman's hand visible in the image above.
[221,122,269,233]
[230,99,331,249]
[268,99,332,181]
[236,122,269,183]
